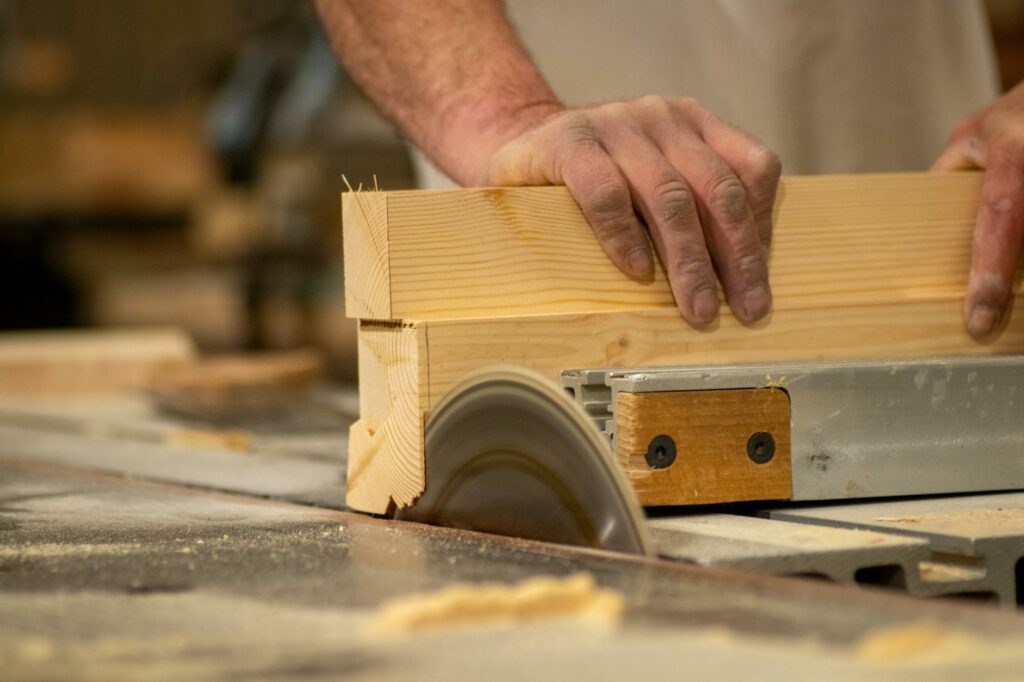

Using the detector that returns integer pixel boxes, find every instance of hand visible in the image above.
[933,82,1024,338]
[484,96,782,326]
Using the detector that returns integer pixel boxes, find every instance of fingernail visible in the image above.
[967,305,1000,338]
[625,248,653,277]
[692,288,719,324]
[742,283,772,321]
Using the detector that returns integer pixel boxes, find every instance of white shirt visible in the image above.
[413,0,1000,187]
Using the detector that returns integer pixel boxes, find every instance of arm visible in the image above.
[315,0,780,326]
[934,80,1024,338]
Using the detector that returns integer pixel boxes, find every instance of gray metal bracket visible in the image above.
[562,356,1024,502]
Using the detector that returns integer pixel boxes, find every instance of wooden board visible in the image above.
[342,172,1004,321]
[614,389,792,506]
[348,297,1024,513]
[342,191,390,320]
[342,172,1024,514]
[148,349,324,421]
[0,110,216,216]
[0,327,195,396]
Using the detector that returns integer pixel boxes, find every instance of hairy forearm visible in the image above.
[314,0,562,184]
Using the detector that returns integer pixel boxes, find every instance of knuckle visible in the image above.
[637,94,669,111]
[981,190,1017,219]
[733,250,767,279]
[673,249,713,282]
[747,144,783,181]
[673,96,701,113]
[560,112,598,144]
[652,178,696,227]
[588,182,633,222]
[597,101,642,136]
[979,179,1022,221]
[708,177,749,222]
[598,101,630,119]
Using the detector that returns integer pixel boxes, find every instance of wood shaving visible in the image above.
[368,572,623,635]
[854,622,982,663]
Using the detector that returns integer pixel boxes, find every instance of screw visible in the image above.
[747,432,776,464]
[645,434,676,469]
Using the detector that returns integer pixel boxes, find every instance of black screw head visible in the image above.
[747,432,776,464]
[645,434,677,469]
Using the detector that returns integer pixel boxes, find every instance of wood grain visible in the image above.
[614,389,792,506]
[342,172,1024,514]
[347,321,427,514]
[420,298,1024,409]
[342,191,390,320]
[346,296,1024,513]
[342,172,1009,321]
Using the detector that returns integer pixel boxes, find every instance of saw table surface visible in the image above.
[2,392,1024,680]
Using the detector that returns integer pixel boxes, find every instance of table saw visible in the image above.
[2,388,1024,681]
[334,172,1024,607]
[5,171,1024,678]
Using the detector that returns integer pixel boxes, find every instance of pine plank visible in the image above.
[342,172,1024,514]
[347,321,427,514]
[0,327,195,396]
[342,172,1001,322]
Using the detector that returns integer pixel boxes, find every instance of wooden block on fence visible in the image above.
[342,172,1009,322]
[341,172,1024,514]
[613,389,792,506]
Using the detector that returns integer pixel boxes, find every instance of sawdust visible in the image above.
[5,634,191,664]
[367,572,623,635]
[163,428,251,452]
[854,622,983,664]
[0,542,141,558]
[874,507,1024,533]
[916,560,985,583]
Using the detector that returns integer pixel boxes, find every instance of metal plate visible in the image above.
[564,356,1024,502]
[396,367,652,555]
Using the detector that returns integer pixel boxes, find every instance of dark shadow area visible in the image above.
[789,572,833,582]
[1016,555,1022,605]
[939,591,1000,605]
[854,564,906,588]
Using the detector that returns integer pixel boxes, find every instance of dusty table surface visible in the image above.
[2,456,1024,682]
[2,392,1024,680]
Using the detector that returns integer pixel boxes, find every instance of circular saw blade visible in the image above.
[396,367,652,555]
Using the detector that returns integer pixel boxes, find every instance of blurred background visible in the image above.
[1,0,1023,380]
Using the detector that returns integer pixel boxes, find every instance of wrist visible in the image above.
[438,94,564,185]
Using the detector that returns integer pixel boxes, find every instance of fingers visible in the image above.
[932,140,979,171]
[964,136,1024,338]
[490,117,654,279]
[555,128,655,279]
[609,139,719,324]
[697,107,782,252]
[937,110,1024,338]
[651,102,773,322]
[486,97,783,327]
[932,119,983,171]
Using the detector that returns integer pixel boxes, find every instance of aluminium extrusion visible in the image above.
[562,355,1024,502]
